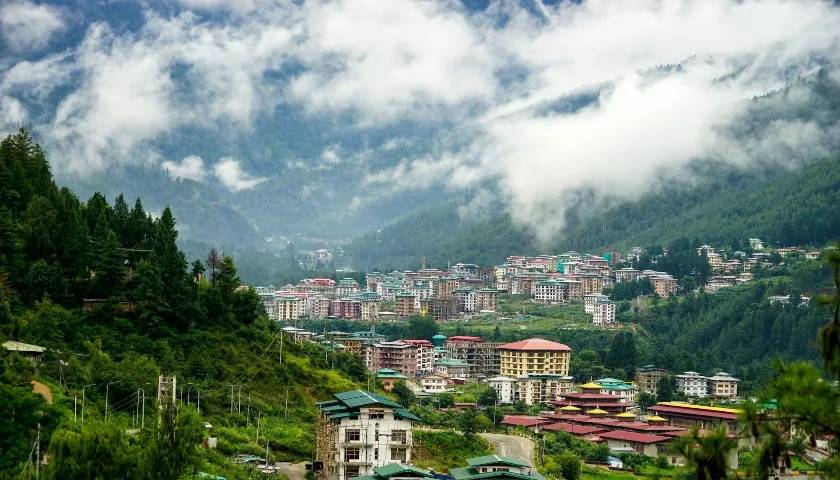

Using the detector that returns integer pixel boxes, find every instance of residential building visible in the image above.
[402,339,434,374]
[586,378,636,404]
[614,268,641,283]
[486,376,517,404]
[315,390,419,480]
[499,338,572,377]
[394,292,416,318]
[453,288,477,313]
[353,463,433,480]
[419,297,456,321]
[449,456,545,480]
[370,342,419,377]
[707,372,739,398]
[533,280,568,304]
[360,298,380,321]
[444,336,500,378]
[675,372,708,398]
[277,295,305,321]
[476,288,498,312]
[583,293,609,314]
[434,358,471,379]
[420,372,450,393]
[376,369,407,392]
[597,430,671,458]
[517,374,575,405]
[649,275,678,297]
[2,341,45,366]
[307,296,332,319]
[591,301,616,326]
[635,366,669,395]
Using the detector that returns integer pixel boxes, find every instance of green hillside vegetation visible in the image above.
[0,130,368,479]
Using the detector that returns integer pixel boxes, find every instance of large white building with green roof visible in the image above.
[316,390,420,480]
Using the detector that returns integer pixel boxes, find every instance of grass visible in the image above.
[412,430,493,472]
[581,465,643,480]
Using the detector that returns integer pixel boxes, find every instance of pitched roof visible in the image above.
[498,338,572,352]
[649,402,741,421]
[2,341,45,353]
[542,423,607,436]
[318,390,418,421]
[466,455,531,468]
[372,464,433,478]
[598,430,671,444]
[501,415,549,427]
[449,467,544,480]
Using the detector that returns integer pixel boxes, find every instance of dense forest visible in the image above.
[0,130,368,479]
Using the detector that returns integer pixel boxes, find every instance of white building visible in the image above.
[675,371,709,398]
[486,376,517,404]
[584,293,609,314]
[316,390,418,480]
[420,372,450,393]
[707,372,740,398]
[591,301,616,326]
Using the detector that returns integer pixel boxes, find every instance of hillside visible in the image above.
[0,130,367,479]
[346,154,840,270]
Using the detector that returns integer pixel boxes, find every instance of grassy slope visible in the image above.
[412,430,493,472]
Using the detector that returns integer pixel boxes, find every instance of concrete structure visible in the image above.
[517,374,575,405]
[650,275,678,297]
[476,288,498,312]
[586,378,636,404]
[614,268,641,283]
[420,372,450,393]
[376,369,407,392]
[277,295,305,321]
[355,463,433,480]
[591,301,616,326]
[675,372,709,398]
[648,402,741,434]
[499,338,572,377]
[394,292,416,318]
[707,372,739,398]
[444,336,500,378]
[449,456,544,480]
[583,293,609,314]
[402,339,434,374]
[316,390,419,480]
[635,366,669,395]
[434,358,471,379]
[370,342,420,377]
[598,430,671,457]
[486,376,517,404]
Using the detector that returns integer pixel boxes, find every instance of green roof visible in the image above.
[373,464,433,478]
[467,456,530,469]
[376,368,407,379]
[435,358,470,367]
[449,468,544,480]
[319,390,419,421]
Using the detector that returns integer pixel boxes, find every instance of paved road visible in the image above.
[275,461,307,480]
[479,433,536,464]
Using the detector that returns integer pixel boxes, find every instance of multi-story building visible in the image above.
[394,292,416,318]
[707,372,739,398]
[499,338,572,377]
[486,376,517,404]
[336,278,360,297]
[476,288,498,312]
[331,299,362,319]
[434,358,471,379]
[453,288,477,313]
[277,295,305,321]
[517,374,575,405]
[307,296,332,319]
[444,336,501,377]
[675,371,709,398]
[315,390,418,480]
[583,293,609,314]
[402,339,434,374]
[370,341,419,377]
[650,275,678,297]
[533,280,568,304]
[635,365,669,395]
[591,301,616,326]
[419,297,456,321]
[582,378,636,404]
[420,372,450,393]
[360,298,380,321]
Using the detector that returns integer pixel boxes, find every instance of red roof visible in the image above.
[649,404,739,421]
[599,430,671,444]
[501,415,550,427]
[543,423,608,436]
[560,393,619,401]
[499,338,572,351]
[402,339,434,347]
[447,336,484,342]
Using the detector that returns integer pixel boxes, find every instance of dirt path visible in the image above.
[479,433,536,464]
[31,380,53,404]
[274,462,307,480]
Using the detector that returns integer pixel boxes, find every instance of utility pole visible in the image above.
[284,388,289,420]
[229,385,235,414]
[141,388,146,430]
[35,422,40,479]
[74,395,77,423]
[105,381,120,421]
[238,386,242,414]
[81,383,96,426]
[197,389,201,415]
[256,410,261,443]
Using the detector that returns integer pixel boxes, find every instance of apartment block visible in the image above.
[499,338,572,377]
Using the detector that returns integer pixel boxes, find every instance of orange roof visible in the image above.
[499,338,572,351]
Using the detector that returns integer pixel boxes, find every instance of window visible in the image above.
[345,448,360,462]
[368,412,384,420]
[345,429,361,442]
[345,466,360,479]
[391,447,407,462]
[392,430,407,444]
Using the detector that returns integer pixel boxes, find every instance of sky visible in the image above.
[2,0,839,240]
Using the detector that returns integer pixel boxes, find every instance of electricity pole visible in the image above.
[105,381,121,421]
[81,383,96,426]
[35,422,40,479]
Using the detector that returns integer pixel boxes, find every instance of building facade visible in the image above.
[499,338,572,377]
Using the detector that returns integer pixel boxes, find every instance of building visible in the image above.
[585,378,636,404]
[277,296,305,321]
[354,463,433,480]
[449,456,544,480]
[2,341,45,366]
[591,301,616,326]
[486,376,517,404]
[675,372,708,398]
[420,372,450,393]
[308,296,332,319]
[554,391,626,414]
[499,338,572,377]
[419,297,456,321]
[376,369,407,392]
[649,275,678,297]
[444,336,500,378]
[402,340,434,374]
[517,374,575,405]
[336,278,361,297]
[370,342,420,377]
[648,402,741,434]
[533,280,568,304]
[598,430,671,457]
[360,298,380,321]
[583,293,609,314]
[453,288,477,313]
[614,268,641,283]
[635,366,669,395]
[707,372,739,398]
[315,390,420,480]
[394,292,416,318]
[476,288,498,312]
[434,358,471,379]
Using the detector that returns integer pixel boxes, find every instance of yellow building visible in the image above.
[499,338,572,377]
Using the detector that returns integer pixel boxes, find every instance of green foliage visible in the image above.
[655,376,675,402]
[392,381,416,407]
[412,430,492,472]
[405,314,438,340]
[670,427,736,480]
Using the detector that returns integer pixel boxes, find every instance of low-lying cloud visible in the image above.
[213,157,267,192]
[0,1,64,52]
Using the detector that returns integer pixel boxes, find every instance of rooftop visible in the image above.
[598,430,671,444]
[499,338,572,352]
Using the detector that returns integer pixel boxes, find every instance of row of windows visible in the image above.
[343,447,407,462]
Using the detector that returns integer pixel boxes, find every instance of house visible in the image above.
[434,358,471,379]
[370,342,420,377]
[591,301,616,326]
[354,463,434,480]
[614,268,641,283]
[498,338,572,377]
[420,372,451,393]
[476,289,498,312]
[449,455,544,480]
[597,430,671,458]
[583,378,636,404]
[649,275,678,297]
[376,369,407,392]
[635,365,669,395]
[486,376,517,404]
[675,371,708,398]
[402,340,435,374]
[315,390,420,480]
[707,372,739,398]
[2,341,46,366]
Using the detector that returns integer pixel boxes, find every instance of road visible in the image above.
[274,462,307,480]
[479,433,536,464]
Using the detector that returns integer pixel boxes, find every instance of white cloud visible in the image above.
[213,157,267,192]
[162,155,207,182]
[321,145,341,165]
[0,1,64,52]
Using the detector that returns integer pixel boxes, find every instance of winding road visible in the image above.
[479,433,536,464]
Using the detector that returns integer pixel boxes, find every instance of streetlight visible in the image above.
[81,383,97,426]
[105,381,121,420]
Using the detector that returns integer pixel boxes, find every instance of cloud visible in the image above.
[162,155,207,182]
[0,1,64,52]
[213,157,267,192]
[321,145,341,165]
